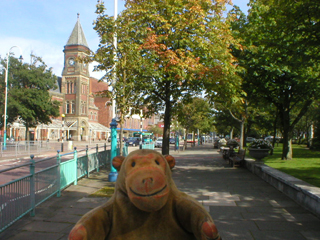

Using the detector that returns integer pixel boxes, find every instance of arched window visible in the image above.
[66,82,69,94]
[70,82,73,93]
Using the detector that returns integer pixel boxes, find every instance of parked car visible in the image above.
[265,136,281,143]
[126,137,140,146]
[117,137,127,143]
[246,137,256,143]
[169,138,175,144]
[155,138,163,148]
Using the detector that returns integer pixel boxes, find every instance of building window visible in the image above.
[72,101,75,113]
[81,102,86,115]
[66,101,70,114]
[66,82,69,94]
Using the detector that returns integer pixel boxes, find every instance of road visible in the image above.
[0,142,113,185]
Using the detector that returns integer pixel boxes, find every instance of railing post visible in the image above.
[56,150,61,197]
[30,155,35,217]
[74,147,78,185]
[96,144,99,172]
[86,145,89,178]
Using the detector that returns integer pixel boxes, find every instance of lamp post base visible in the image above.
[108,172,118,182]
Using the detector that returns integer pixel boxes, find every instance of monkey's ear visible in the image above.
[112,156,125,171]
[164,155,175,170]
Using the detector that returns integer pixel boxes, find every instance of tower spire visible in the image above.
[66,13,89,48]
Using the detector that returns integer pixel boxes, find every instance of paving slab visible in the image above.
[1,144,320,240]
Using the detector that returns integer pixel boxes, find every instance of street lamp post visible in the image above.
[2,46,23,150]
[107,0,119,182]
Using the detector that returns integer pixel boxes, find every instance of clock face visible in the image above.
[68,58,75,66]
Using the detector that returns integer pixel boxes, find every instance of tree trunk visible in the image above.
[229,127,233,139]
[271,112,279,155]
[184,129,188,150]
[281,110,293,160]
[25,124,29,141]
[279,99,313,160]
[228,109,244,149]
[162,99,172,155]
[240,120,244,149]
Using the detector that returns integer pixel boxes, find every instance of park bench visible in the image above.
[229,149,246,167]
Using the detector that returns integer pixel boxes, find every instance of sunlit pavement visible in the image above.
[1,143,320,240]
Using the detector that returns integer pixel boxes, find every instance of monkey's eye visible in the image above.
[155,160,160,165]
[131,161,136,167]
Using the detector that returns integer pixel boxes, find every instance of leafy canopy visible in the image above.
[0,55,60,130]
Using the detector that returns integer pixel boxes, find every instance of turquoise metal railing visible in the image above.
[0,144,128,233]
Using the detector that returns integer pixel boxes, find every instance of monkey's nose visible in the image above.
[142,177,153,184]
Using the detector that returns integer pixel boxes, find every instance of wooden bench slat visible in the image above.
[229,149,246,167]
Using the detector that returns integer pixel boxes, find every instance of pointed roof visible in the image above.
[66,13,89,48]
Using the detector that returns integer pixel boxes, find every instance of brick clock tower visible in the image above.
[61,14,91,141]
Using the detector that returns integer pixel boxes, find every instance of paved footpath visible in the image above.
[1,144,320,240]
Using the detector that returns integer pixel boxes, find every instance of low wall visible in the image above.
[244,158,320,218]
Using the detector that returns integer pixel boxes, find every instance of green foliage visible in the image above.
[249,139,273,150]
[263,144,320,188]
[93,2,143,121]
[177,97,215,135]
[227,139,239,146]
[0,55,60,131]
[230,0,320,159]
[93,0,240,154]
[148,124,163,136]
[212,108,240,136]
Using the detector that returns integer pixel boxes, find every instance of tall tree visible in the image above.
[177,97,215,148]
[230,0,320,159]
[92,2,145,154]
[0,55,60,140]
[118,0,240,154]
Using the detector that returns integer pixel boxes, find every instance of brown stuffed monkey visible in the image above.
[69,149,222,240]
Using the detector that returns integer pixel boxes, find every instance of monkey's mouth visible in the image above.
[129,185,167,197]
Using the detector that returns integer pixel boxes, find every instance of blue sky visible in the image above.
[0,0,249,79]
